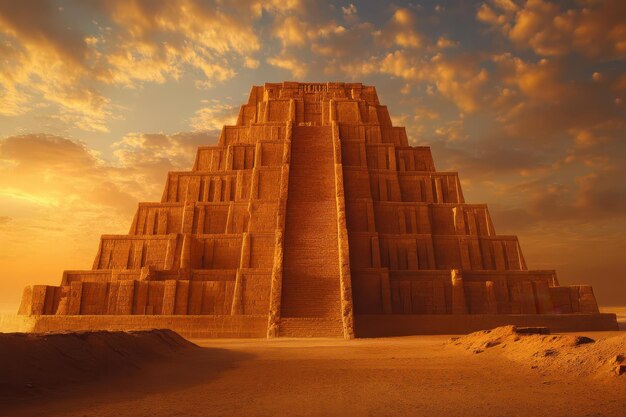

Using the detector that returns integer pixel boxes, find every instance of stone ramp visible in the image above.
[280,126,343,336]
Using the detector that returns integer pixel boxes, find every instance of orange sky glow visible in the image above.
[0,0,625,312]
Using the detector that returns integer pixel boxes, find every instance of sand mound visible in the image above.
[0,329,197,398]
[450,326,626,379]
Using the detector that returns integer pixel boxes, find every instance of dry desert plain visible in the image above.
[1,310,625,417]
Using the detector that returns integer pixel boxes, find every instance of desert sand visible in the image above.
[1,327,625,417]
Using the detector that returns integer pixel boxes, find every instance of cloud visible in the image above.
[0,134,132,215]
[112,131,216,169]
[430,134,548,180]
[274,16,308,47]
[268,3,367,77]
[477,0,626,59]
[575,170,626,215]
[0,131,217,217]
[436,37,458,49]
[103,1,260,53]
[341,3,359,24]
[488,53,620,140]
[499,162,626,225]
[492,54,570,103]
[93,0,263,88]
[428,54,488,112]
[267,4,438,81]
[0,134,96,169]
[1,135,125,204]
[0,1,88,65]
[0,1,110,131]
[374,8,423,49]
[189,102,240,131]
[342,4,357,16]
[244,57,260,69]
[308,6,427,64]
[310,22,374,63]
[0,0,272,132]
[434,118,467,142]
[266,55,309,79]
[338,50,489,113]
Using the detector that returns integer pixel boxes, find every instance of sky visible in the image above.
[0,0,625,312]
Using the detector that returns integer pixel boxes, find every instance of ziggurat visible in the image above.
[4,82,617,337]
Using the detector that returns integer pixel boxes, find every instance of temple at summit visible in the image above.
[4,82,617,337]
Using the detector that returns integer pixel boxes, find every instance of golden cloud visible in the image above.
[94,0,261,89]
[478,0,626,59]
[188,102,240,132]
[0,135,133,222]
[0,131,216,216]
[493,54,570,103]
[369,8,423,49]
[339,50,488,113]
[0,1,109,131]
[266,55,309,79]
[0,0,271,132]
[274,16,308,47]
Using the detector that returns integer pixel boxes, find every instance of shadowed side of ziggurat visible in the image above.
[1,82,617,338]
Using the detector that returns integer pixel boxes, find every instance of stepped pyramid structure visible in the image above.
[4,82,617,337]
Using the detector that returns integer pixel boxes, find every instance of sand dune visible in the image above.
[0,330,197,400]
[450,326,626,378]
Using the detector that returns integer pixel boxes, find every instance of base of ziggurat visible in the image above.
[0,313,618,338]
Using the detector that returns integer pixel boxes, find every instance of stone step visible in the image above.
[278,317,345,337]
[280,126,342,324]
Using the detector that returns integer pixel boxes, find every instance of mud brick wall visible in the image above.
[17,82,600,330]
[335,79,599,317]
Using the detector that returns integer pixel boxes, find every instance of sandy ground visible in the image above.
[2,329,625,417]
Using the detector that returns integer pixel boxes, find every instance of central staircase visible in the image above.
[279,126,344,337]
